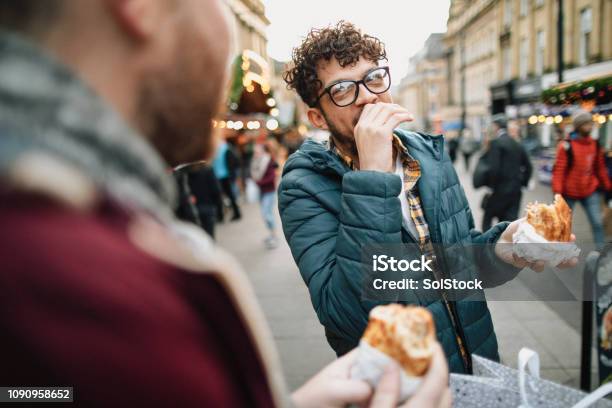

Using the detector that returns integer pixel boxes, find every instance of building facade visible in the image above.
[492,0,612,119]
[395,34,448,134]
[444,0,499,140]
[222,0,269,60]
[440,0,612,141]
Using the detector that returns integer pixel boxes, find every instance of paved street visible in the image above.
[216,153,599,392]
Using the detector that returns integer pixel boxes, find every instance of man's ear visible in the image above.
[307,107,329,131]
[105,0,164,41]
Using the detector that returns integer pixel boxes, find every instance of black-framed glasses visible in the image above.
[315,66,391,107]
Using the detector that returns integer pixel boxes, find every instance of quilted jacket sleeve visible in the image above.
[467,213,522,287]
[278,169,402,342]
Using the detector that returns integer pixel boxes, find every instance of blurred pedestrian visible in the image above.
[459,128,479,172]
[0,2,453,407]
[212,137,242,221]
[552,110,611,246]
[188,163,223,238]
[251,140,279,249]
[447,134,459,163]
[481,116,532,231]
[284,128,306,157]
[174,162,202,226]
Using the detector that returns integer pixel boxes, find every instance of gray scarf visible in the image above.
[0,32,177,218]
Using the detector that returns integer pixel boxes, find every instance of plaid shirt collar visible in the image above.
[330,135,421,188]
[329,135,428,245]
[330,135,413,168]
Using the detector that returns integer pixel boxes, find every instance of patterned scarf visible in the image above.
[0,31,177,219]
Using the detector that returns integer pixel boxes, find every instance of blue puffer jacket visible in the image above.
[278,129,520,373]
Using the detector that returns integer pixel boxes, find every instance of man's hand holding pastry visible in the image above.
[495,194,580,271]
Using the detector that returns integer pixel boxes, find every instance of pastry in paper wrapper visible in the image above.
[350,304,435,402]
[512,194,579,266]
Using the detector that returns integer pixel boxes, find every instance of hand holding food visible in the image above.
[362,304,435,376]
[496,194,579,270]
[351,304,438,402]
[525,194,572,242]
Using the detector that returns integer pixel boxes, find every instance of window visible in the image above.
[535,0,544,7]
[503,46,512,80]
[520,0,529,17]
[535,30,545,75]
[519,38,529,79]
[580,8,592,66]
[504,0,513,27]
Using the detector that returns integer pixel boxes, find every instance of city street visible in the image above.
[1,0,610,405]
[216,156,599,392]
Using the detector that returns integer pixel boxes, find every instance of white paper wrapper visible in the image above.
[350,340,421,402]
[512,221,580,267]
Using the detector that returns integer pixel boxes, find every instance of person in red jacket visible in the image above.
[552,110,611,246]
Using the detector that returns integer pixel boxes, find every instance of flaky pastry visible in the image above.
[362,304,435,377]
[525,194,572,242]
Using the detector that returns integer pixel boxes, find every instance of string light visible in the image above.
[247,121,261,130]
[266,119,279,131]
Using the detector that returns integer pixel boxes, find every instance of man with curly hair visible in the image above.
[278,21,556,373]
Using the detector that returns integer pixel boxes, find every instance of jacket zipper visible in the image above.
[402,227,472,373]
[431,242,472,373]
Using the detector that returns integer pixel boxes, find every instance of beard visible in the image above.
[320,107,360,157]
[137,25,226,167]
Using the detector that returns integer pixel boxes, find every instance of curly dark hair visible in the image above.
[283,21,387,108]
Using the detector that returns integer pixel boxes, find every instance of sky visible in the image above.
[262,0,451,81]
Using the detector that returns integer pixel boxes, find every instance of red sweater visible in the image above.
[0,192,275,408]
[255,160,278,194]
[552,136,611,199]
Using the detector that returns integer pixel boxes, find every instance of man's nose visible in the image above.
[354,83,378,106]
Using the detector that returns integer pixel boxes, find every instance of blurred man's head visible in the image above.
[491,114,507,134]
[507,120,520,140]
[0,0,231,166]
[573,110,593,137]
[284,22,390,148]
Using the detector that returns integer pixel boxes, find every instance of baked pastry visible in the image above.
[525,194,572,242]
[362,304,435,377]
